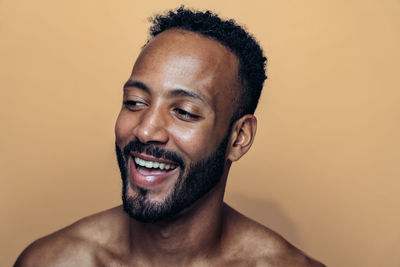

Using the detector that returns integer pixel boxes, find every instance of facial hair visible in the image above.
[115,133,230,223]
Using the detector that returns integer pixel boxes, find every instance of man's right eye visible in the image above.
[123,100,146,110]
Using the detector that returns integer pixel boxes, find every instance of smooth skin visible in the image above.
[15,30,324,267]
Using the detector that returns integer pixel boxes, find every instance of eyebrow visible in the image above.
[167,88,209,105]
[123,80,149,93]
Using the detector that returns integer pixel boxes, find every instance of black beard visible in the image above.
[115,133,230,223]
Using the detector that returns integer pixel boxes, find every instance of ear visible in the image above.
[227,114,257,162]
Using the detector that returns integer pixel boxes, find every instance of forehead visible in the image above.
[130,29,240,110]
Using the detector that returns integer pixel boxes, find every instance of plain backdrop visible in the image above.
[1,0,399,266]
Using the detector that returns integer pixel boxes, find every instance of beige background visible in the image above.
[1,0,399,266]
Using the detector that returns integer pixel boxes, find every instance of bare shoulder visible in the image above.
[222,204,325,267]
[14,206,127,267]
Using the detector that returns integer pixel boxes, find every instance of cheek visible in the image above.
[115,112,135,145]
[170,125,217,161]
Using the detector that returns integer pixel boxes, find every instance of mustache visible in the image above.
[122,140,185,168]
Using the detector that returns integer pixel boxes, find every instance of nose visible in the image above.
[133,106,169,145]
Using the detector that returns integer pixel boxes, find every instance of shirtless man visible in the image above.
[15,7,324,266]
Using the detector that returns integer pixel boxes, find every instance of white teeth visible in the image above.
[134,157,174,170]
[145,161,152,168]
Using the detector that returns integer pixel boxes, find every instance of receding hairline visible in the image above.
[143,28,243,108]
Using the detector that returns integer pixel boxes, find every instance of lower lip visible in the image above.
[129,157,179,188]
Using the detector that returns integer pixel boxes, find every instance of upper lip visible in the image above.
[130,152,178,166]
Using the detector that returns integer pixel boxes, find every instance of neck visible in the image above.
[127,174,228,265]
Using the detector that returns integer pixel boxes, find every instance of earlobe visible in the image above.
[227,115,257,162]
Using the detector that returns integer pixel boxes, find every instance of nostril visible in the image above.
[134,125,169,145]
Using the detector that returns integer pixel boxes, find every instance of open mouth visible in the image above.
[134,156,178,174]
[129,153,180,188]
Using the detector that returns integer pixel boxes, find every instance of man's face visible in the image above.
[115,29,240,222]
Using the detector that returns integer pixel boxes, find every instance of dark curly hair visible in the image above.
[148,6,267,122]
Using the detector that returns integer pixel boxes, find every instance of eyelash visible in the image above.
[123,100,146,108]
[174,108,200,120]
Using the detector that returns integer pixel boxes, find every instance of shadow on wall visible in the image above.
[225,193,301,247]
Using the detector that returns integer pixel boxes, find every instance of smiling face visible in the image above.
[115,29,241,222]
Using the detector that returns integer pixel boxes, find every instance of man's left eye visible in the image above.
[174,108,200,121]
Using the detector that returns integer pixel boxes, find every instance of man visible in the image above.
[15,7,324,266]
